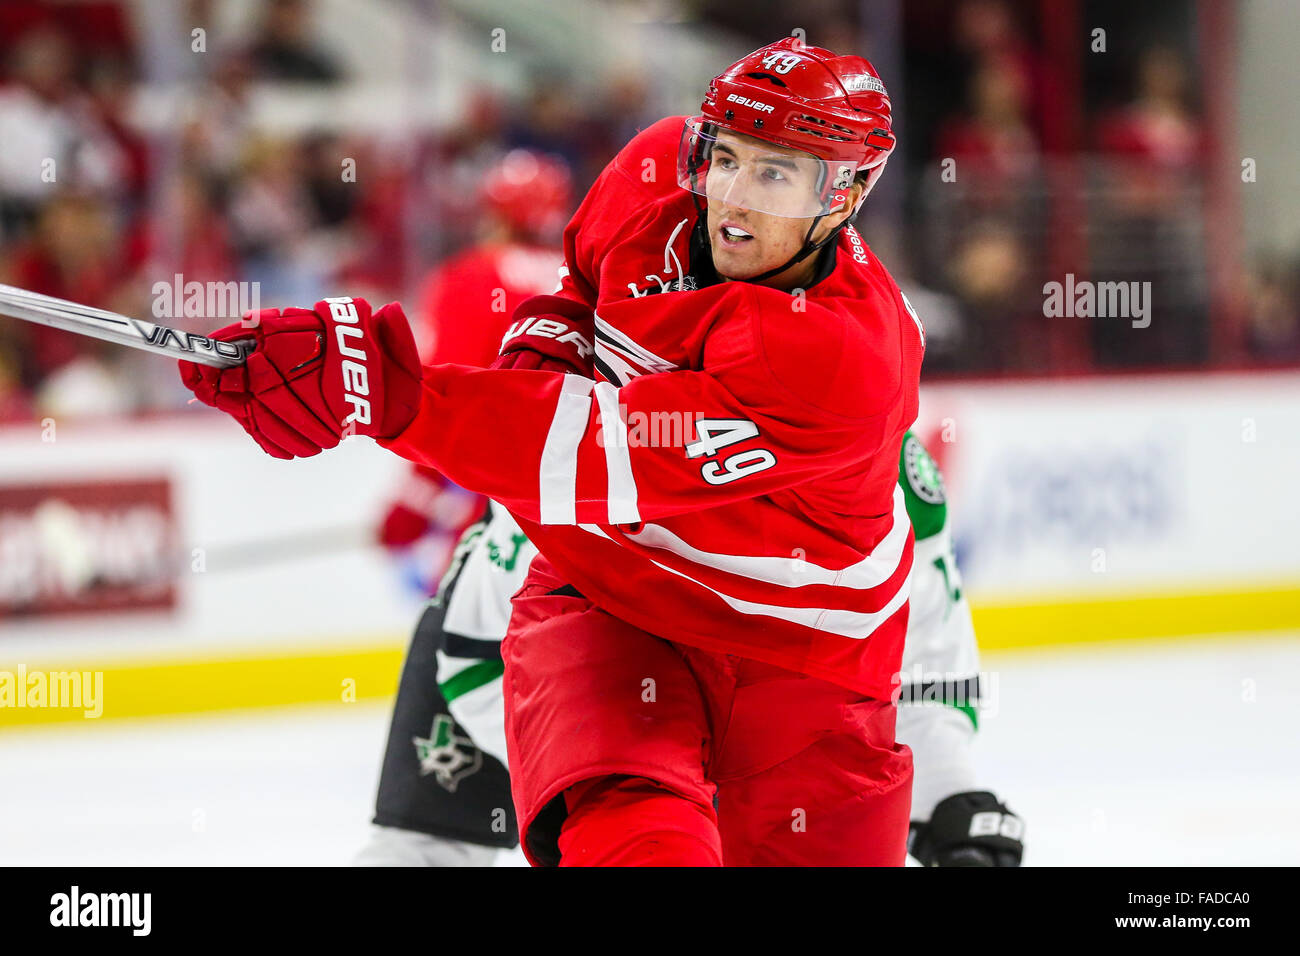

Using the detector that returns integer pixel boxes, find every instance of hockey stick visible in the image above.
[0,283,254,368]
[190,523,373,574]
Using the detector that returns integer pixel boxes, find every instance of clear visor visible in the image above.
[676,117,856,219]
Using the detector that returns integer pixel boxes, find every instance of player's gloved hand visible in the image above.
[378,501,432,549]
[491,294,595,376]
[377,465,452,549]
[908,791,1024,867]
[179,296,422,460]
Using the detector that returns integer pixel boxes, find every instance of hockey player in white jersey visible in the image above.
[356,429,1024,867]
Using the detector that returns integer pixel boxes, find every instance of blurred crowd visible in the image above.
[0,0,1295,423]
[906,0,1223,372]
[0,0,658,421]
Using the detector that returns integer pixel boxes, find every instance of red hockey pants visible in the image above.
[502,559,913,866]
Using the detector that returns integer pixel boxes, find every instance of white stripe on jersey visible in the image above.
[594,316,679,380]
[622,486,910,590]
[579,523,913,640]
[539,374,595,524]
[593,381,640,524]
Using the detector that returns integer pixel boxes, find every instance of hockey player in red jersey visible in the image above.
[375,150,570,561]
[180,38,926,865]
[356,429,1025,867]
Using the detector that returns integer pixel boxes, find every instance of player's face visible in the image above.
[705,131,856,289]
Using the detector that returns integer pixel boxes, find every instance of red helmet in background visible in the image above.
[480,149,573,241]
[681,37,897,216]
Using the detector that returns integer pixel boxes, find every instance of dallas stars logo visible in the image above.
[413,713,482,792]
[904,435,946,505]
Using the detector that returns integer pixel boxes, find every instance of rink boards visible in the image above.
[2,370,1298,724]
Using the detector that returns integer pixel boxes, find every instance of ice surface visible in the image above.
[2,634,1296,866]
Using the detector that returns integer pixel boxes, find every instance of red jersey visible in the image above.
[383,117,924,698]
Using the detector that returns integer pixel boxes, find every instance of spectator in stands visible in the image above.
[0,327,34,423]
[1246,258,1300,363]
[582,71,656,186]
[0,27,78,240]
[227,138,322,300]
[8,194,125,382]
[77,57,150,212]
[1097,46,1201,211]
[126,170,238,303]
[953,0,1045,141]
[1093,46,1208,367]
[177,50,257,190]
[420,92,509,260]
[503,82,586,182]
[934,56,1040,192]
[334,135,414,297]
[249,0,343,83]
[948,220,1045,373]
[302,131,361,229]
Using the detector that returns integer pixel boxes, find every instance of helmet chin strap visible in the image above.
[739,210,846,286]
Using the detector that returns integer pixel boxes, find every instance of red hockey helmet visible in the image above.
[481,149,574,239]
[678,37,896,218]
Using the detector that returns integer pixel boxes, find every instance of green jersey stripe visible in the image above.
[439,659,505,703]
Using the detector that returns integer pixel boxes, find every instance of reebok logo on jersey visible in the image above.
[324,296,372,426]
[844,225,869,264]
[501,316,594,358]
[726,93,775,114]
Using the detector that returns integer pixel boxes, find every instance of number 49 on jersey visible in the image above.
[686,418,776,486]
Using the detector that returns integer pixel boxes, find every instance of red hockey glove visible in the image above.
[378,501,431,549]
[491,294,595,376]
[179,296,421,459]
[376,464,447,548]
